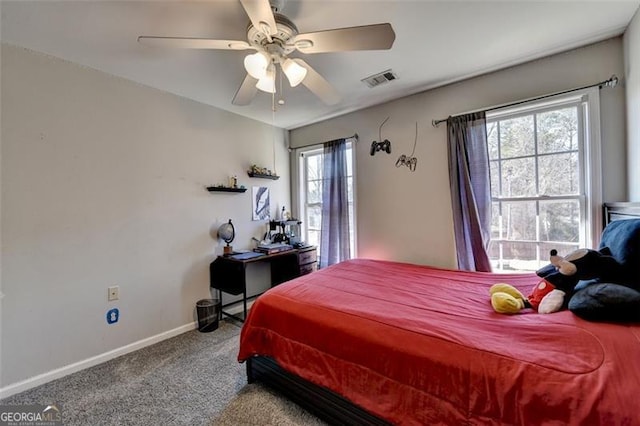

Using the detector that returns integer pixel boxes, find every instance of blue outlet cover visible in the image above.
[106,308,119,324]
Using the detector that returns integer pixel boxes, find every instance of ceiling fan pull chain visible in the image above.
[272,97,277,174]
[278,66,285,105]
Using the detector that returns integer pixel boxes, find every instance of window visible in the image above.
[298,143,356,262]
[487,90,601,272]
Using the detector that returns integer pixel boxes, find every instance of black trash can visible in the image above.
[196,298,220,332]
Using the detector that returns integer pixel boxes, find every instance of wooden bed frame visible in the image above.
[245,202,640,425]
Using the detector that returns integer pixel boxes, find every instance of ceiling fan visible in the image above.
[138,0,395,107]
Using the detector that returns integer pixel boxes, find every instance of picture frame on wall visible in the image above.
[252,186,270,221]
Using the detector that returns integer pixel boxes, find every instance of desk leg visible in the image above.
[243,288,247,320]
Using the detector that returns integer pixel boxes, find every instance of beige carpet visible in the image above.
[1,320,324,425]
[212,383,326,425]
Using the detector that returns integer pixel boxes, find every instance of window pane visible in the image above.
[539,200,580,243]
[488,241,502,268]
[306,205,322,230]
[488,99,589,273]
[491,202,501,239]
[487,121,499,159]
[307,230,320,248]
[499,241,538,271]
[502,201,536,241]
[490,160,500,197]
[500,115,534,158]
[306,154,322,180]
[537,107,578,153]
[538,153,579,196]
[307,180,322,204]
[501,157,536,197]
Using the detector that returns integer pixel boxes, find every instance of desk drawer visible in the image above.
[299,262,318,276]
[298,248,317,265]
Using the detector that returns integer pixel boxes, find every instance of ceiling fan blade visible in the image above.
[293,23,395,54]
[293,59,341,106]
[239,0,278,36]
[232,74,259,106]
[137,36,252,50]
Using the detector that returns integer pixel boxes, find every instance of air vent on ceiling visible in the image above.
[361,69,398,88]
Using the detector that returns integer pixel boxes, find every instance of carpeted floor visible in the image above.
[1,320,325,425]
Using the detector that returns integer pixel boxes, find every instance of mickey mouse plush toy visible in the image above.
[490,247,622,314]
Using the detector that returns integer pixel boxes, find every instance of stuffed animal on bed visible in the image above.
[490,247,622,315]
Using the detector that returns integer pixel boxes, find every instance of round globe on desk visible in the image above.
[218,219,235,255]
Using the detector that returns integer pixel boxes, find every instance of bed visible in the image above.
[237,204,640,425]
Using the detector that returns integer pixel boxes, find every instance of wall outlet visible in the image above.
[108,286,119,301]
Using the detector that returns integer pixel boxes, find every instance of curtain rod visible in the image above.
[431,75,618,128]
[289,133,359,151]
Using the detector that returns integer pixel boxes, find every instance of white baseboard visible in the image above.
[0,321,197,400]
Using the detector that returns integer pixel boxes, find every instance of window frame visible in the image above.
[486,88,602,271]
[294,141,357,260]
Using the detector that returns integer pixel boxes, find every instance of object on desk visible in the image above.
[217,219,235,255]
[255,242,293,254]
[230,251,264,260]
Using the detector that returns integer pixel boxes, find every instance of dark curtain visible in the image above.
[447,112,492,271]
[320,138,350,268]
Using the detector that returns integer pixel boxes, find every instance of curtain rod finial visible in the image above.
[432,119,439,128]
[608,75,619,88]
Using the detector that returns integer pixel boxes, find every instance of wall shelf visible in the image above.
[207,187,247,193]
[248,172,280,180]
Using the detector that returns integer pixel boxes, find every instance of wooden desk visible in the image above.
[210,246,317,322]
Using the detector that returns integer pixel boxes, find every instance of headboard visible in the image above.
[604,202,640,226]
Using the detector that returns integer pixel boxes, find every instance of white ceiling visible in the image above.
[2,1,639,130]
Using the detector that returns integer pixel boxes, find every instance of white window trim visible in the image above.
[487,87,603,250]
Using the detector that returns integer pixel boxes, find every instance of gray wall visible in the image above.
[290,38,627,269]
[0,44,290,389]
[625,8,640,200]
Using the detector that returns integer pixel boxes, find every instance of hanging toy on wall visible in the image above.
[396,122,419,172]
[370,116,392,156]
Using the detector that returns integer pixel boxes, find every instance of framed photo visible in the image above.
[252,186,270,221]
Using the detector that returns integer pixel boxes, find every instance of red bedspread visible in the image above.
[238,259,640,425]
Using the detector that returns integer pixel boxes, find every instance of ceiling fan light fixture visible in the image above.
[256,66,276,93]
[282,58,307,87]
[244,51,270,79]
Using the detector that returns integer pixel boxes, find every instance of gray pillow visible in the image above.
[569,283,640,322]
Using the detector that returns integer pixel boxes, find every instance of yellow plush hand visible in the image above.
[491,292,525,314]
[489,283,526,314]
[490,283,525,300]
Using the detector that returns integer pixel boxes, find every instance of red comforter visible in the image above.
[238,259,640,425]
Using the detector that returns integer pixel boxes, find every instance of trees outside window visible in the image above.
[487,92,601,272]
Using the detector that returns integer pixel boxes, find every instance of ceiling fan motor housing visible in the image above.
[247,13,298,56]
